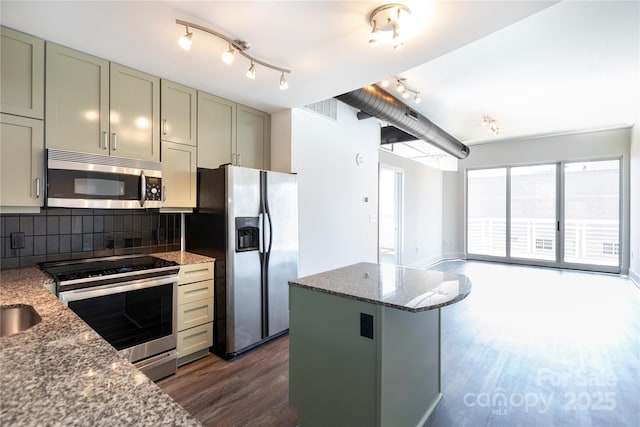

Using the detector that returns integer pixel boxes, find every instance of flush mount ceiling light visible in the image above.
[481,115,500,135]
[368,3,412,49]
[383,76,422,105]
[176,19,291,90]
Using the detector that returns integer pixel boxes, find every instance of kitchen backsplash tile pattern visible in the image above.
[0,209,181,269]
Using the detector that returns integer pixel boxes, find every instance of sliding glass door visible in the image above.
[564,160,620,266]
[467,169,506,257]
[466,159,621,272]
[510,164,557,261]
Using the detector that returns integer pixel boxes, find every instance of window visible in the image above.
[466,158,621,272]
[467,168,506,257]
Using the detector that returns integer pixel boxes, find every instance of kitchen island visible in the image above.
[0,252,209,426]
[288,262,471,427]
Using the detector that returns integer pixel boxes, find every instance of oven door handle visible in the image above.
[59,275,179,305]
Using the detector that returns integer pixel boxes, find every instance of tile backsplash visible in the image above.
[0,208,181,269]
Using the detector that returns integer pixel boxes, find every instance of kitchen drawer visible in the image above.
[177,322,213,358]
[179,262,214,284]
[177,298,214,331]
[178,279,213,305]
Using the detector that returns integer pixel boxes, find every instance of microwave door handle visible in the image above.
[140,171,146,207]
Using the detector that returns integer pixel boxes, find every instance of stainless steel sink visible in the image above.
[0,304,42,337]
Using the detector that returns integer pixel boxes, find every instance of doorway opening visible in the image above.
[379,165,403,265]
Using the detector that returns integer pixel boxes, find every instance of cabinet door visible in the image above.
[45,43,109,155]
[0,27,44,119]
[236,104,270,170]
[110,63,160,161]
[161,141,196,208]
[197,91,235,169]
[161,80,196,146]
[0,114,43,207]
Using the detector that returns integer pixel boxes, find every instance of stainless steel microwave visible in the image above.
[46,149,162,209]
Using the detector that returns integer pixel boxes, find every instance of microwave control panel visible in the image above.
[146,177,162,201]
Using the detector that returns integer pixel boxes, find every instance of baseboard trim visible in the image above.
[629,268,640,289]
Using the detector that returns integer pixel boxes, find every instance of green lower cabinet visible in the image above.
[289,286,442,427]
[176,262,215,366]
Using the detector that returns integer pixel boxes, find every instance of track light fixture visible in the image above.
[279,72,289,90]
[176,19,291,90]
[221,43,235,64]
[178,26,193,50]
[367,3,412,50]
[246,62,256,80]
[481,115,500,135]
[381,76,422,105]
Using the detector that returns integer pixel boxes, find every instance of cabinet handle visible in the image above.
[237,154,242,165]
[102,131,108,150]
[35,178,40,198]
[162,185,167,202]
[112,133,117,150]
[163,119,167,135]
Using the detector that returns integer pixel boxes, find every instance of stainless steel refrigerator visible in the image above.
[185,165,298,359]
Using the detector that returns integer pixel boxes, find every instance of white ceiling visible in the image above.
[1,1,638,145]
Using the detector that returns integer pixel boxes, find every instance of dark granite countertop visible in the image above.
[289,262,471,312]
[0,266,201,426]
[153,251,214,265]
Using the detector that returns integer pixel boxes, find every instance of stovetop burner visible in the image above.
[39,255,180,286]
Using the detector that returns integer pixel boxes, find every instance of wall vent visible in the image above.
[303,99,338,121]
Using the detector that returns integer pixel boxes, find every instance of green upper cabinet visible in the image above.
[197,91,235,169]
[197,92,270,170]
[45,43,109,155]
[236,104,270,170]
[161,80,196,146]
[0,114,44,209]
[161,141,197,208]
[110,63,160,161]
[0,26,45,119]
[46,43,160,161]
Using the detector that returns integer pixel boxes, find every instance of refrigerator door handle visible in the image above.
[265,211,273,255]
[258,213,265,254]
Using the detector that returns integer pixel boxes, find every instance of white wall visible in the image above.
[454,126,633,272]
[272,104,379,277]
[378,150,447,267]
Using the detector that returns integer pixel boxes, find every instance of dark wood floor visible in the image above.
[157,336,296,427]
[158,261,639,427]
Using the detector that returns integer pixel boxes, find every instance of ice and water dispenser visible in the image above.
[235,217,259,252]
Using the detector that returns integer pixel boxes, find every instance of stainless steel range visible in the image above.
[40,255,180,381]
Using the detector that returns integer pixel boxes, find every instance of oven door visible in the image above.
[59,275,178,365]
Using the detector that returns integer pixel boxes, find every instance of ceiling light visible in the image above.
[481,115,500,135]
[221,44,235,64]
[246,62,256,79]
[367,3,412,50]
[178,27,193,50]
[279,72,289,90]
[369,20,380,46]
[175,19,291,89]
[381,76,423,105]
